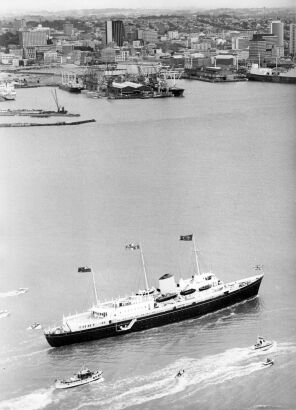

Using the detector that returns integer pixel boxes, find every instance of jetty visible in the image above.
[0,119,95,127]
[0,110,80,117]
[0,90,79,117]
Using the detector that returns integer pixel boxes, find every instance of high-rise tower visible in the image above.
[105,20,125,47]
[271,20,284,47]
[290,23,296,55]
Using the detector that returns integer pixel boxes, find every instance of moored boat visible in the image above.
[55,367,103,389]
[44,235,264,348]
[247,64,296,84]
[0,82,16,101]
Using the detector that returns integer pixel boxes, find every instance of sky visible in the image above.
[0,0,294,12]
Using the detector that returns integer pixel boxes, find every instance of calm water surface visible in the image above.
[0,80,295,410]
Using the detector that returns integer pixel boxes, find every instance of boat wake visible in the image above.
[0,310,10,319]
[0,288,28,298]
[2,342,294,410]
[0,387,58,410]
[71,342,295,410]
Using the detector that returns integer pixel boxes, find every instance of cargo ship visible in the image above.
[247,64,296,84]
[44,236,264,347]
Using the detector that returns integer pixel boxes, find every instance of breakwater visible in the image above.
[0,119,96,127]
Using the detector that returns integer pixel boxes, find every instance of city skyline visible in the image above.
[0,0,295,13]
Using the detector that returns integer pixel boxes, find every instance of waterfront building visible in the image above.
[249,34,279,63]
[23,46,37,60]
[9,48,23,58]
[289,24,296,56]
[0,53,15,64]
[19,28,48,47]
[44,51,58,64]
[215,55,235,66]
[184,54,211,69]
[271,20,284,47]
[232,37,249,50]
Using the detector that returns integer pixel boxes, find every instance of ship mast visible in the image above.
[192,235,201,275]
[139,244,149,291]
[91,267,99,305]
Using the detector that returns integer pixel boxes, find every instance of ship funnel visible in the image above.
[159,273,177,294]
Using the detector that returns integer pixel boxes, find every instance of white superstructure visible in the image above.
[0,82,16,100]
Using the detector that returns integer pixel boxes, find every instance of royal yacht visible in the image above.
[44,235,264,347]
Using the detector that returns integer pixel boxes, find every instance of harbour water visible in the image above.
[0,80,295,410]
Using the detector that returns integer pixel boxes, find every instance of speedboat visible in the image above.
[17,288,29,295]
[27,323,42,330]
[55,367,103,389]
[262,358,274,367]
[252,336,275,351]
[175,369,185,378]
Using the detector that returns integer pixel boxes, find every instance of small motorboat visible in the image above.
[175,369,185,378]
[27,322,42,330]
[17,287,29,294]
[262,358,274,367]
[252,336,275,351]
[55,367,103,389]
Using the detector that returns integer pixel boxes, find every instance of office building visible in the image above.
[105,20,125,47]
[106,21,113,44]
[142,29,158,44]
[112,20,125,47]
[271,20,284,47]
[290,24,296,55]
[249,34,279,63]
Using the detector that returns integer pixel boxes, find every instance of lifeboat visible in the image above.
[156,293,178,303]
[180,288,196,296]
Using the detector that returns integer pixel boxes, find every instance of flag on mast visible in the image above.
[78,267,91,273]
[125,243,140,250]
[179,234,193,241]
